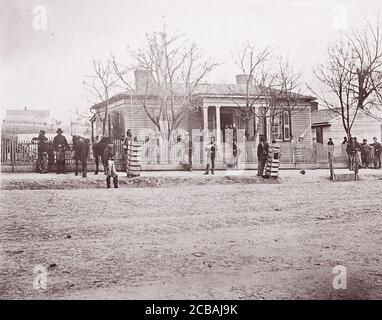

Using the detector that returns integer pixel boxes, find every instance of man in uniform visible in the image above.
[104,143,118,188]
[360,138,371,169]
[53,128,69,174]
[346,137,362,171]
[122,129,133,174]
[31,130,48,174]
[257,135,268,177]
[371,137,382,169]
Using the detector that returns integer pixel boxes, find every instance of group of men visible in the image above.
[32,128,69,174]
[338,136,382,170]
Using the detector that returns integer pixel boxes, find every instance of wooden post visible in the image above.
[328,145,335,181]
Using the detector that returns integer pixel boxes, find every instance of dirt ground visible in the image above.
[0,170,381,299]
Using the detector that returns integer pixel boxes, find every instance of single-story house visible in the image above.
[311,108,382,145]
[90,71,317,152]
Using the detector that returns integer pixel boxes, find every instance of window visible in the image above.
[271,113,283,141]
[284,113,290,140]
[271,111,291,141]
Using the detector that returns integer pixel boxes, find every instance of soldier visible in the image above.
[361,138,371,169]
[53,128,69,174]
[203,136,217,175]
[31,130,48,174]
[371,137,382,169]
[104,143,118,188]
[257,135,268,177]
[122,129,132,174]
[346,137,362,171]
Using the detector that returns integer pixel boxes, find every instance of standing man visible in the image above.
[346,137,362,171]
[342,136,351,170]
[327,137,334,145]
[53,128,69,174]
[257,135,268,177]
[371,137,381,169]
[32,130,49,174]
[361,138,371,169]
[104,143,118,188]
[122,129,132,174]
[203,136,217,175]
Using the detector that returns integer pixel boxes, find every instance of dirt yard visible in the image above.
[0,171,381,299]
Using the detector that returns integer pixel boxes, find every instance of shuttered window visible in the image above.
[272,111,291,141]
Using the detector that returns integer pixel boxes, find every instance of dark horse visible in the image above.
[92,136,113,175]
[72,135,90,177]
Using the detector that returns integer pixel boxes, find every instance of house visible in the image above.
[90,72,317,153]
[311,108,382,145]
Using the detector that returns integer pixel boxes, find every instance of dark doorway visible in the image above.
[316,127,323,144]
[221,113,233,143]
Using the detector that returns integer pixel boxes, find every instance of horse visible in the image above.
[72,135,90,178]
[92,136,113,175]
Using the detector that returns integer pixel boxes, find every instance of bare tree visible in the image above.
[230,43,306,141]
[124,26,217,141]
[228,42,273,139]
[312,19,382,139]
[272,57,307,141]
[84,59,118,137]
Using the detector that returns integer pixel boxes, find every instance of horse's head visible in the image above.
[72,135,83,149]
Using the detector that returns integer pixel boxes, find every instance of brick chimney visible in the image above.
[134,69,156,92]
[235,74,253,85]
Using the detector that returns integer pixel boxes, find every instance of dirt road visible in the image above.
[0,173,381,299]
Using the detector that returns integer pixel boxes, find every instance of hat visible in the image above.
[39,130,46,135]
[57,128,63,134]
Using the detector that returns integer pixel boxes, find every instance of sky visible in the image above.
[1,0,382,124]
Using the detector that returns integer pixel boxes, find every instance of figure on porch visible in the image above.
[203,136,217,175]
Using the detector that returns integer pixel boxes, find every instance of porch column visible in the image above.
[216,106,221,143]
[203,105,208,142]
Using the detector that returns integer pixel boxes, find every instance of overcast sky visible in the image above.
[1,0,381,123]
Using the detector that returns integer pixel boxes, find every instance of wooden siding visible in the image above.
[290,106,312,147]
[312,110,382,145]
[92,98,314,148]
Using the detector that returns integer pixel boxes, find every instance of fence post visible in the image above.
[11,140,15,172]
[291,142,296,165]
[328,144,335,180]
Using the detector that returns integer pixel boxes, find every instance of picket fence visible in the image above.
[1,138,348,169]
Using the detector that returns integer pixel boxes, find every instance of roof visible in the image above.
[311,108,341,125]
[90,82,316,112]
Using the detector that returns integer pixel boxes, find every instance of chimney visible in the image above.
[134,69,156,92]
[235,74,253,85]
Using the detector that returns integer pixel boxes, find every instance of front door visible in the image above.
[220,113,233,143]
[316,127,323,144]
